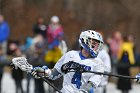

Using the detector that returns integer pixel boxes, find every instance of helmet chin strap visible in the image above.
[82,45,97,58]
[90,49,97,58]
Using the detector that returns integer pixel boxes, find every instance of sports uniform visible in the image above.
[54,50,104,93]
[31,30,105,93]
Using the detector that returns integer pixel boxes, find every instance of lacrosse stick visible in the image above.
[11,57,62,93]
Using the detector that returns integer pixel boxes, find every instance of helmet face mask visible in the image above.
[89,39,100,51]
[79,30,103,58]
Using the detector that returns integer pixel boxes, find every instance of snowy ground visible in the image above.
[1,72,140,93]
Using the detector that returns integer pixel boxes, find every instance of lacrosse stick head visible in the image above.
[12,57,33,73]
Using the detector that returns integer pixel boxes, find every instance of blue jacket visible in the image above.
[0,21,10,42]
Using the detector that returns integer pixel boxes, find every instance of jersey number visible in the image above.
[71,65,91,89]
[71,71,81,89]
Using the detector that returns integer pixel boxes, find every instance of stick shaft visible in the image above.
[69,71,136,79]
[37,74,62,93]
[85,71,137,79]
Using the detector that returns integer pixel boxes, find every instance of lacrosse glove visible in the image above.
[135,73,140,83]
[31,66,51,79]
[61,61,90,74]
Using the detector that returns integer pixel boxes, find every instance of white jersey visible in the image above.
[54,50,104,93]
[97,49,111,87]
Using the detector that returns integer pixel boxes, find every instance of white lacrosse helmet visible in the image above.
[79,30,104,58]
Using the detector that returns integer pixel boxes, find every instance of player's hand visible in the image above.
[31,66,45,79]
[135,73,140,83]
[31,66,51,79]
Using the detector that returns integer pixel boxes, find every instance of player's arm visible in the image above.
[31,66,62,80]
[31,56,64,80]
[31,51,70,80]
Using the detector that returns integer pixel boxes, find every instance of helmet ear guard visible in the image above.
[79,30,103,58]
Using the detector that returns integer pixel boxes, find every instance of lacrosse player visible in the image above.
[31,30,105,93]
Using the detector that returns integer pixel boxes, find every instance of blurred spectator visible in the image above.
[118,36,135,65]
[0,46,7,93]
[0,14,10,55]
[33,42,46,93]
[127,34,137,64]
[7,41,19,56]
[117,36,135,93]
[45,15,65,67]
[20,34,46,93]
[135,48,140,66]
[7,41,25,93]
[33,16,47,38]
[25,35,46,93]
[22,37,34,93]
[107,31,122,77]
[46,16,64,50]
[45,47,62,68]
[107,31,122,64]
[20,36,35,93]
[20,37,34,51]
[21,34,45,53]
[45,16,65,92]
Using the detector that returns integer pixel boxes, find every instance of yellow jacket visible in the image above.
[118,42,135,64]
[45,47,62,63]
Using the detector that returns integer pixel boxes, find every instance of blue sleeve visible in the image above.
[4,22,10,40]
[0,22,10,42]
